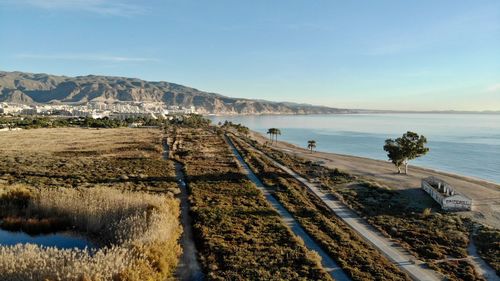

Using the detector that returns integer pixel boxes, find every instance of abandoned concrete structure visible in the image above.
[421,177,472,211]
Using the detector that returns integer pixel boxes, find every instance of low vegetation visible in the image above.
[474,225,500,275]
[240,134,484,281]
[0,128,178,192]
[0,185,181,281]
[169,126,331,280]
[229,134,409,281]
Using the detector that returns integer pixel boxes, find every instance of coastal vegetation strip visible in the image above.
[169,125,332,280]
[228,134,410,281]
[227,136,351,281]
[239,133,487,281]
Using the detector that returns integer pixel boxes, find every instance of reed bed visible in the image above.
[0,185,182,281]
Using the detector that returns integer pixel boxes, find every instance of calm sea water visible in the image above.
[209,114,500,183]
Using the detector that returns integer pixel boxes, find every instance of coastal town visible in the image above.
[0,102,197,119]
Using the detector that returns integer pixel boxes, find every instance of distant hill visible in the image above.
[0,71,351,115]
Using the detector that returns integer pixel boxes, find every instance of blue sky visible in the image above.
[0,0,499,110]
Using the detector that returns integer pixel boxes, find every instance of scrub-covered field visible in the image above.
[169,126,331,280]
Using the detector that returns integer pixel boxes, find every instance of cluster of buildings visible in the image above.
[0,102,197,119]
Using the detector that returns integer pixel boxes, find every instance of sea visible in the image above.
[209,113,500,184]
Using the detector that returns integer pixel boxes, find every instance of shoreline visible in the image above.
[282,144,500,187]
[248,130,500,228]
[251,130,500,189]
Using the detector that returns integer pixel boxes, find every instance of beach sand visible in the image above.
[250,131,500,229]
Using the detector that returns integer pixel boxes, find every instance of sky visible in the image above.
[0,0,499,111]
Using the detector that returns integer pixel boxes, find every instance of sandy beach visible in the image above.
[250,131,500,229]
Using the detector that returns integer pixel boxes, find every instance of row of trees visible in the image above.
[0,114,213,130]
[266,128,281,144]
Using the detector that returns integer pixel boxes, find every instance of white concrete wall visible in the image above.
[421,177,472,211]
[442,195,472,211]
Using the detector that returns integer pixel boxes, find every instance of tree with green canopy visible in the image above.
[383,131,429,174]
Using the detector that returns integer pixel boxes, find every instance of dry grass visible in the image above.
[0,185,182,281]
[0,128,155,153]
[0,127,182,280]
[0,128,177,192]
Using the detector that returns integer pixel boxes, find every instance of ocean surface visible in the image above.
[209,114,500,184]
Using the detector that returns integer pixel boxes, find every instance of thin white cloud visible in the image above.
[485,83,500,93]
[0,0,148,16]
[16,53,158,62]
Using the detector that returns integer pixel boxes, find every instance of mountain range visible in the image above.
[0,71,349,115]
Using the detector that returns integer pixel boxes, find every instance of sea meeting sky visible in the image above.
[0,0,499,111]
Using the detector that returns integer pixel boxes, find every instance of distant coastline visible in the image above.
[355,110,500,115]
[205,110,500,117]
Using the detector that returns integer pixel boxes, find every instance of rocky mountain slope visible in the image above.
[0,71,349,115]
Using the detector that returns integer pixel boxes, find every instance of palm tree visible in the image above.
[307,140,316,153]
[274,128,281,144]
[267,128,274,143]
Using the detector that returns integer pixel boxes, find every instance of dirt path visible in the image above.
[468,230,500,281]
[249,131,500,228]
[245,141,443,281]
[163,144,204,281]
[226,136,351,281]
